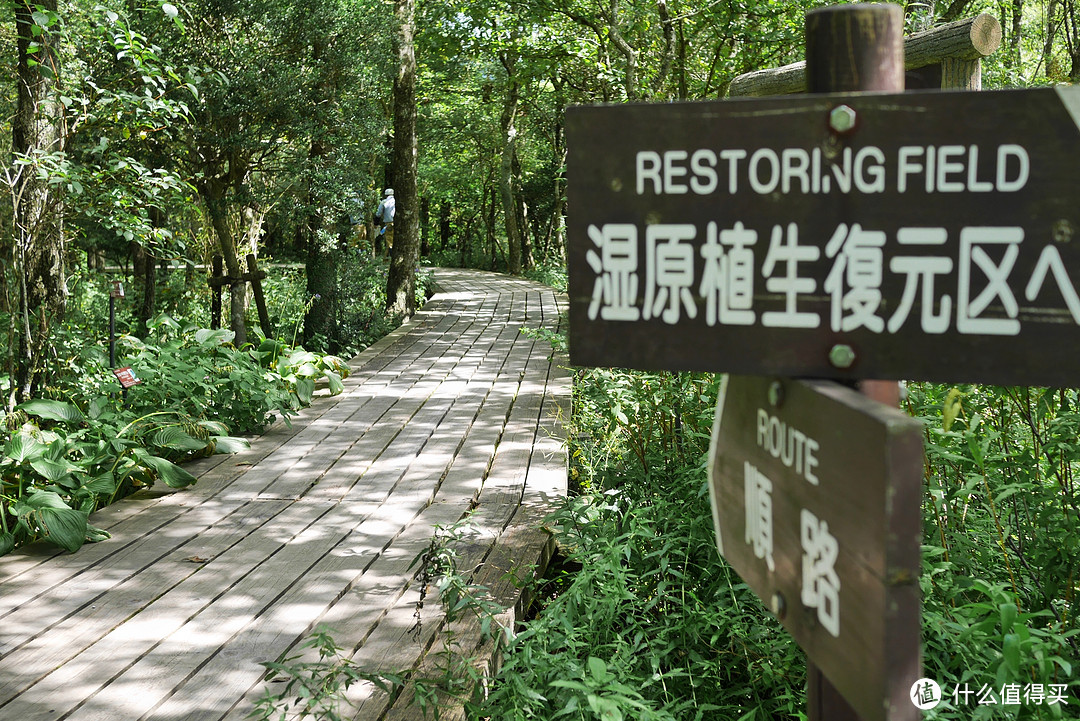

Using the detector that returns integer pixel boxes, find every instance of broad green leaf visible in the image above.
[296,378,315,405]
[211,436,250,454]
[0,532,15,556]
[88,396,109,420]
[587,656,609,680]
[585,694,622,721]
[140,454,198,488]
[998,602,1017,633]
[39,506,90,553]
[20,399,84,425]
[5,433,45,463]
[294,362,320,378]
[1002,633,1020,676]
[82,472,118,495]
[326,371,344,395]
[194,328,234,346]
[85,525,111,544]
[285,349,318,367]
[29,457,80,482]
[13,489,70,514]
[151,427,209,452]
[198,420,230,436]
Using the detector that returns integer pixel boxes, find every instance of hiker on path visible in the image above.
[375,188,396,256]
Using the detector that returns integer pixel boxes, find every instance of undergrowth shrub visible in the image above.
[909,383,1079,719]
[1,319,349,556]
[481,364,1079,719]
[478,370,806,720]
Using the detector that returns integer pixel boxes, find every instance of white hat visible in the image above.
[384,188,394,196]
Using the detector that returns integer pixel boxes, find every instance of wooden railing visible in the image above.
[728,13,1002,96]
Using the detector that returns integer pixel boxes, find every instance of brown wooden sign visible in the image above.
[707,375,923,721]
[567,86,1080,386]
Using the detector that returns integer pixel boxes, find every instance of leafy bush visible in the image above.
[479,370,806,720]
[0,317,350,556]
[0,397,215,555]
[908,383,1079,719]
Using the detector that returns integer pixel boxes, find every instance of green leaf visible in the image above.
[587,656,610,681]
[29,457,79,482]
[326,371,344,395]
[942,388,962,432]
[295,362,320,378]
[151,427,209,452]
[39,506,90,553]
[12,490,89,553]
[1003,633,1021,676]
[82,472,118,495]
[586,695,622,721]
[85,525,111,544]
[5,432,46,463]
[296,377,315,405]
[140,455,198,488]
[19,399,84,425]
[194,328,234,346]
[198,420,230,436]
[211,436,250,454]
[13,489,70,514]
[88,396,109,420]
[0,533,15,556]
[999,602,1017,633]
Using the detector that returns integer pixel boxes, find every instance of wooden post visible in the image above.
[246,253,272,337]
[804,4,906,720]
[729,12,1001,97]
[210,255,223,330]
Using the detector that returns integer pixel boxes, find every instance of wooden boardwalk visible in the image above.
[0,268,569,721]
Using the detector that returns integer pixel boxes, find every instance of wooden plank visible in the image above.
[1,499,332,721]
[0,499,291,705]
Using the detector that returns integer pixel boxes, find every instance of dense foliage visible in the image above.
[473,363,1078,720]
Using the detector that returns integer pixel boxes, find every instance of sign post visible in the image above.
[803,7,905,719]
[708,375,923,721]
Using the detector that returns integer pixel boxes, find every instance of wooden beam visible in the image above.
[729,12,1001,97]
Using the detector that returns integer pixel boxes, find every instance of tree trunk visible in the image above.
[386,0,419,316]
[303,213,340,351]
[131,241,156,337]
[499,69,523,275]
[419,195,430,257]
[303,37,341,352]
[438,201,451,251]
[13,0,65,401]
[203,182,248,347]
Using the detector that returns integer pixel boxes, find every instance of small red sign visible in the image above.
[112,366,142,389]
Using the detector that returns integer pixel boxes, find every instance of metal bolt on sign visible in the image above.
[828,104,857,133]
[829,344,857,369]
[768,380,785,408]
[770,592,787,620]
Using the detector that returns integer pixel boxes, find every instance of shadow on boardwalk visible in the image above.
[0,268,569,721]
